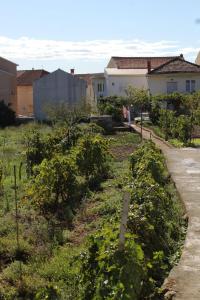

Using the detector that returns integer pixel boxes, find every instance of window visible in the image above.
[186,80,196,93]
[191,80,196,92]
[167,82,177,94]
[186,80,190,93]
[97,83,104,92]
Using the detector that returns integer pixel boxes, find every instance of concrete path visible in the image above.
[132,124,200,300]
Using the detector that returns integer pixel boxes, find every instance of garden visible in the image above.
[0,102,187,299]
[98,87,200,147]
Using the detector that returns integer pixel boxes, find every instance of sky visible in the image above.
[1,0,200,73]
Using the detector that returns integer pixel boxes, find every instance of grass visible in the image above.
[192,138,200,147]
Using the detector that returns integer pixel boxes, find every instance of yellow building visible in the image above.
[0,56,17,112]
[17,69,49,116]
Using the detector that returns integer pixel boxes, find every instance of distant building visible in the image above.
[105,56,181,97]
[75,72,106,110]
[148,57,200,95]
[17,69,49,116]
[0,56,17,112]
[33,69,87,120]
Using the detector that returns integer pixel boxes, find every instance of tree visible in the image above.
[125,86,150,138]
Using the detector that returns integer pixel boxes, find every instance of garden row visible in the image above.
[80,141,186,299]
[0,120,186,299]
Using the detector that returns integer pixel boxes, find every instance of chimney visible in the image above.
[147,60,151,73]
[70,68,75,75]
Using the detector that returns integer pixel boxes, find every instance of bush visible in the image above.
[172,115,192,144]
[98,96,128,122]
[74,134,110,187]
[27,155,79,220]
[0,101,16,127]
[128,141,184,297]
[81,226,145,300]
[159,109,176,140]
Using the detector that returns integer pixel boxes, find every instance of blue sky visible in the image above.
[1,0,200,73]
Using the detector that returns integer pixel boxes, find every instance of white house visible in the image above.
[147,57,200,95]
[104,68,147,96]
[104,56,182,97]
[103,54,200,97]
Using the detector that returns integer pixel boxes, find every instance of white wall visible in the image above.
[105,75,148,97]
[148,73,200,95]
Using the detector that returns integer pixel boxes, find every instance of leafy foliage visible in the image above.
[150,92,200,145]
[98,96,128,122]
[81,226,145,300]
[27,155,79,220]
[80,141,185,300]
[128,141,185,297]
[75,134,110,187]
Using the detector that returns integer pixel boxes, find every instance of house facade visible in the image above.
[0,56,17,112]
[17,69,49,116]
[33,69,87,120]
[104,68,147,96]
[105,56,181,97]
[103,55,200,97]
[148,57,200,95]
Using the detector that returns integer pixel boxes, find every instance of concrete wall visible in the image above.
[33,69,86,120]
[148,73,200,95]
[0,70,17,112]
[0,57,16,74]
[17,85,33,116]
[105,75,148,96]
[0,57,17,112]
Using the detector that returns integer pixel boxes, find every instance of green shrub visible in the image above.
[172,115,191,144]
[98,96,128,122]
[81,226,145,300]
[130,141,166,185]
[27,155,79,220]
[74,134,110,187]
[128,141,184,297]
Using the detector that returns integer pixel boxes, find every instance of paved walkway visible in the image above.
[132,124,200,300]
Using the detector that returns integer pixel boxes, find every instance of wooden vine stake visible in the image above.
[13,165,22,282]
[119,192,131,251]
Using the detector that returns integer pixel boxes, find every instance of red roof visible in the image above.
[149,58,200,74]
[107,55,184,69]
[17,69,49,86]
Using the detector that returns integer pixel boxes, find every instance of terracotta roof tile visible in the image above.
[107,55,183,69]
[149,58,200,74]
[17,69,49,86]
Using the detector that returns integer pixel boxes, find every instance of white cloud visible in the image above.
[0,36,198,62]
